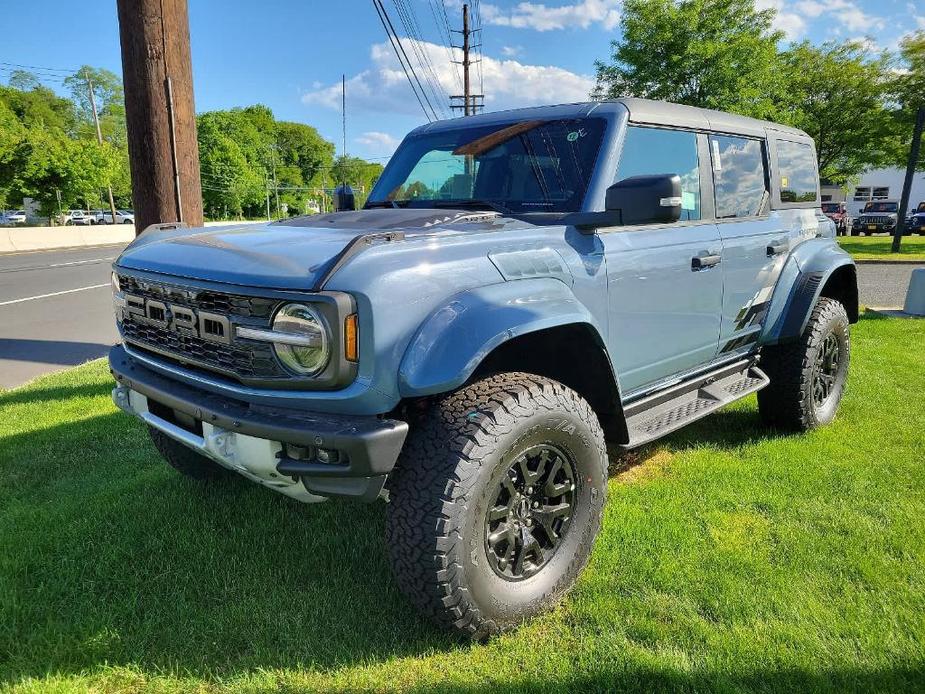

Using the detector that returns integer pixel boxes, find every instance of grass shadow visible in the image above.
[0,411,459,684]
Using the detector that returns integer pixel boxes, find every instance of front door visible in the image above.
[601,125,724,396]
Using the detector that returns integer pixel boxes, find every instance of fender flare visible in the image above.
[398,278,609,397]
[761,238,857,346]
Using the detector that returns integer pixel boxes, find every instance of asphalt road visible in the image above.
[0,244,125,389]
[0,246,920,390]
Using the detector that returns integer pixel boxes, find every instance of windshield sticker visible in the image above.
[781,176,789,188]
[711,140,722,171]
[566,128,587,143]
[681,191,696,211]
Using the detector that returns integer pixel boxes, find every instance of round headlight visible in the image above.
[271,303,330,376]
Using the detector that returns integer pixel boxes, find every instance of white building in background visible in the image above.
[822,168,925,218]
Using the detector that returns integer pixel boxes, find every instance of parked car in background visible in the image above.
[102,210,135,225]
[110,99,858,638]
[70,210,98,226]
[906,201,925,235]
[821,201,850,235]
[2,210,27,225]
[852,200,898,235]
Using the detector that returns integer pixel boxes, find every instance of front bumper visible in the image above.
[854,221,895,232]
[109,344,408,502]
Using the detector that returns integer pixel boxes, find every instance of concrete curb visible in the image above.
[855,259,925,265]
[0,221,253,255]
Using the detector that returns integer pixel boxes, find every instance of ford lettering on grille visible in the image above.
[123,294,231,344]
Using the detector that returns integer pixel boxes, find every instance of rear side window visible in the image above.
[776,140,818,203]
[616,126,701,221]
[709,135,768,219]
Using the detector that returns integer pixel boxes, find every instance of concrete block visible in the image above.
[903,268,925,316]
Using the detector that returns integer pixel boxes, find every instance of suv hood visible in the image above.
[115,210,506,290]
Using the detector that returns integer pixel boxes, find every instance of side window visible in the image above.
[709,135,768,219]
[616,126,701,221]
[776,140,819,203]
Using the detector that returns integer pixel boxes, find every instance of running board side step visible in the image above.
[620,359,769,449]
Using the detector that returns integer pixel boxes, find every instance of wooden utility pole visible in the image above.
[85,69,120,227]
[893,106,925,253]
[116,0,203,235]
[450,4,483,116]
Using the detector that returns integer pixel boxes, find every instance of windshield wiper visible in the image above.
[431,199,512,214]
[364,200,410,209]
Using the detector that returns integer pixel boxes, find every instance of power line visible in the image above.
[372,0,438,121]
[0,60,79,74]
[391,0,450,118]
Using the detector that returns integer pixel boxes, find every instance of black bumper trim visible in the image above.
[109,344,408,481]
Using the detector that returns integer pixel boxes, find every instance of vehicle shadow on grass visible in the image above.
[607,405,792,480]
[0,412,459,684]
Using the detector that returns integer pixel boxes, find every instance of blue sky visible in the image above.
[1,0,921,160]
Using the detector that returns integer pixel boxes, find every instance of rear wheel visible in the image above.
[385,372,608,638]
[758,297,850,431]
[148,426,231,480]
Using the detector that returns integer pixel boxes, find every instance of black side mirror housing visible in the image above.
[569,174,683,231]
[334,184,356,212]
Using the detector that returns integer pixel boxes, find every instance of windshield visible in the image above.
[366,118,606,214]
[863,202,898,212]
[821,203,840,212]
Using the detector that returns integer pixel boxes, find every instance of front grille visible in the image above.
[860,216,894,225]
[119,275,277,319]
[117,274,289,381]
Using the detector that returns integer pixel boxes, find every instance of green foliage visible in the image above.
[593,0,785,119]
[774,41,899,184]
[892,32,925,169]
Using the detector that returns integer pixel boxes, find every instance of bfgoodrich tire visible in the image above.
[385,372,608,638]
[148,426,232,480]
[758,297,850,431]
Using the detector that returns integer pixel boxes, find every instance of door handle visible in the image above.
[767,241,788,256]
[691,253,722,271]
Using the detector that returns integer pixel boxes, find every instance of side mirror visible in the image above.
[334,184,356,212]
[605,174,682,225]
[569,174,683,231]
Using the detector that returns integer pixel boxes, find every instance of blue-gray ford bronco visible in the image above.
[109,99,858,638]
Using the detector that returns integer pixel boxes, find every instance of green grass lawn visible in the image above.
[1,314,924,693]
[837,235,925,261]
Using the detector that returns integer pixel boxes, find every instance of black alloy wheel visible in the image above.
[484,444,576,580]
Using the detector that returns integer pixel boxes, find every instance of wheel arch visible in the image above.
[761,240,858,346]
[397,278,627,442]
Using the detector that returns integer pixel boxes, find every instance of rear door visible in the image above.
[709,133,789,357]
[601,125,723,395]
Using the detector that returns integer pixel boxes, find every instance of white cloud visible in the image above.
[501,45,523,56]
[302,39,595,118]
[355,131,400,155]
[480,0,621,32]
[793,0,884,33]
[756,0,807,40]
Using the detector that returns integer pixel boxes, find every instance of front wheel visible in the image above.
[385,372,608,638]
[758,297,850,431]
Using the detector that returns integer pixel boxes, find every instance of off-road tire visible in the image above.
[147,426,231,480]
[758,297,850,431]
[385,372,608,639]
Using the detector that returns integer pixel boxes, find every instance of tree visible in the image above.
[7,70,40,92]
[593,0,784,120]
[775,41,898,184]
[892,32,925,170]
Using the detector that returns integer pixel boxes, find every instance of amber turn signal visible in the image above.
[344,313,358,362]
